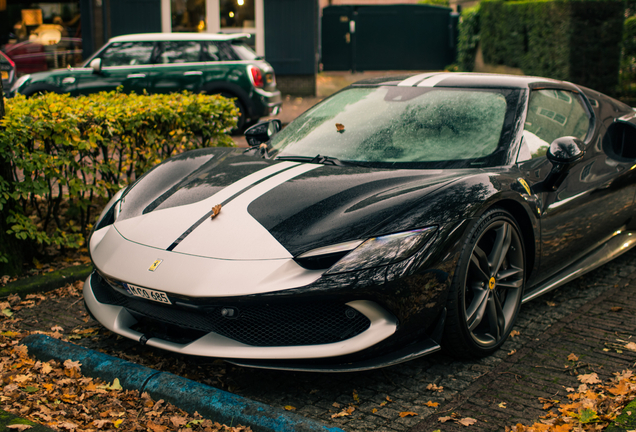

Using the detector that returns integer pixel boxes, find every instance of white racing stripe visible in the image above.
[397,73,436,87]
[417,73,452,87]
[114,161,299,250]
[173,163,322,259]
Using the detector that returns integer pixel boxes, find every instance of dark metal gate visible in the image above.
[322,4,457,72]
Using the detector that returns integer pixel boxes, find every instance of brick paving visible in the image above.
[9,248,636,431]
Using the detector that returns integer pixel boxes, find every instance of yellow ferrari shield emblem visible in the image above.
[489,277,496,290]
[149,259,163,272]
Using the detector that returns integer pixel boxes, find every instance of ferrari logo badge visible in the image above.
[489,277,496,290]
[149,259,163,272]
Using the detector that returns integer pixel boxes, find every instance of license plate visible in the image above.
[1,71,8,80]
[125,283,171,304]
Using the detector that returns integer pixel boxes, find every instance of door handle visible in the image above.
[127,73,146,79]
[184,71,203,76]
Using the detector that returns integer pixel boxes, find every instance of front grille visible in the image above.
[91,273,371,347]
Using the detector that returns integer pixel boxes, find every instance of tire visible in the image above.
[442,208,525,358]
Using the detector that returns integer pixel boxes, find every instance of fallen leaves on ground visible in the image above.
[0,286,251,431]
[399,411,418,417]
[507,357,636,431]
[427,383,444,393]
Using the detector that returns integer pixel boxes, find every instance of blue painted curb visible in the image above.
[22,334,345,432]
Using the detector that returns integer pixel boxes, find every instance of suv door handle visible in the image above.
[127,73,146,79]
[183,71,203,76]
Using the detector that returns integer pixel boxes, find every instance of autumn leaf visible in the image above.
[399,411,418,417]
[210,204,222,219]
[499,402,507,408]
[611,306,623,312]
[113,419,123,428]
[508,349,517,356]
[335,123,345,132]
[353,389,360,402]
[426,401,439,407]
[567,353,579,361]
[427,383,444,392]
[284,406,296,411]
[147,421,167,432]
[331,406,355,418]
[51,325,64,332]
[371,408,378,413]
[92,419,111,429]
[170,416,187,427]
[7,425,32,431]
[438,416,452,423]
[625,342,636,351]
[578,373,601,384]
[3,308,13,317]
[458,417,477,426]
[546,301,556,307]
[98,377,122,390]
[510,330,520,338]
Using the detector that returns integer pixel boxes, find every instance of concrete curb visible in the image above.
[22,334,344,432]
[0,264,92,299]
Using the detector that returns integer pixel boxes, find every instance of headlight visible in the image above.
[11,74,31,93]
[295,227,437,273]
[93,189,125,232]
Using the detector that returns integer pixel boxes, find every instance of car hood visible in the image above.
[113,148,464,260]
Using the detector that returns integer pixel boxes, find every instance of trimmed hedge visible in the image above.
[456,6,481,72]
[480,0,624,95]
[0,91,237,274]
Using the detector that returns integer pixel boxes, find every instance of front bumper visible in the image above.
[84,270,398,361]
[252,88,282,118]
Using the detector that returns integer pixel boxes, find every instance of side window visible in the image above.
[522,89,590,159]
[157,41,202,64]
[203,42,238,61]
[100,42,155,67]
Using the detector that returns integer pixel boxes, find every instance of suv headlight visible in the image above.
[295,227,438,273]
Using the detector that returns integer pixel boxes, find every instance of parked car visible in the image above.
[84,72,636,371]
[7,33,281,130]
[3,36,83,75]
[0,51,16,91]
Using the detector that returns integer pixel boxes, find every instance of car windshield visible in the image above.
[271,86,518,168]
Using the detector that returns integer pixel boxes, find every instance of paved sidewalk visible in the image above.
[411,265,636,431]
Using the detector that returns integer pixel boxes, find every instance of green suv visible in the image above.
[7,33,282,129]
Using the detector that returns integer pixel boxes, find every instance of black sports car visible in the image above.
[85,72,636,371]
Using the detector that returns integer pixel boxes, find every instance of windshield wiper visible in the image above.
[276,154,362,167]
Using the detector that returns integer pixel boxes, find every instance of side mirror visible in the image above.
[543,136,585,191]
[89,58,102,74]
[244,119,282,147]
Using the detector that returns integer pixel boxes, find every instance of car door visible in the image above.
[75,41,155,94]
[517,88,636,280]
[150,41,206,93]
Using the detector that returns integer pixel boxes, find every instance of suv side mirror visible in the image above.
[543,136,585,191]
[245,119,282,147]
[89,58,102,74]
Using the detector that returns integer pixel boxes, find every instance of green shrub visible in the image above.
[480,0,624,95]
[619,15,636,104]
[0,91,237,273]
[456,6,481,72]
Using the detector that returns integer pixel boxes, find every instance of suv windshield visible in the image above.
[271,86,519,168]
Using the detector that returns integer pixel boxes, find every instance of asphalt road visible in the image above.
[13,247,636,431]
